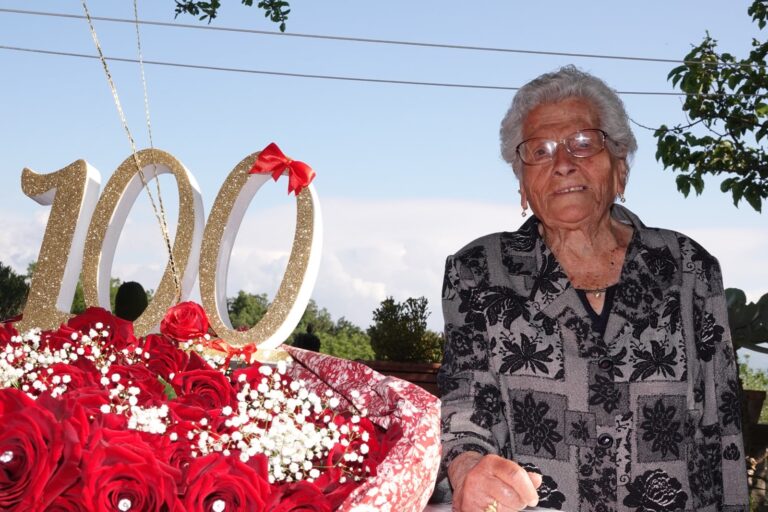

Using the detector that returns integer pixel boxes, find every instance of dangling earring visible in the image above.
[522,207,528,217]
[618,192,626,203]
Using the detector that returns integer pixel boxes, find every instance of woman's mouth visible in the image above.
[554,185,587,194]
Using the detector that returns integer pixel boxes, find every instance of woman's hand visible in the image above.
[448,452,542,511]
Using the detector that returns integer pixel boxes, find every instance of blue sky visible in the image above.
[1,1,766,366]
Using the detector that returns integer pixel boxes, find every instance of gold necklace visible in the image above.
[577,287,608,298]
[575,284,620,299]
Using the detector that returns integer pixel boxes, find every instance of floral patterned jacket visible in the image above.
[438,205,749,512]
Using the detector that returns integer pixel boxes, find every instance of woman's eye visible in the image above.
[573,136,593,149]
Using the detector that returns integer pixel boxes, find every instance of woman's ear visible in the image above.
[614,159,628,195]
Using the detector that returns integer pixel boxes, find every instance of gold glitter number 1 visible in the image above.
[17,160,102,333]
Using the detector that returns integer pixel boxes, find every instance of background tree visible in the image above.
[740,355,768,424]
[226,292,374,360]
[320,318,374,361]
[227,291,270,329]
[0,261,28,320]
[26,261,131,315]
[654,0,767,212]
[368,296,443,363]
[173,0,291,30]
[728,288,768,354]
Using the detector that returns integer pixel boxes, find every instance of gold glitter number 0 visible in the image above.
[18,150,322,354]
[200,152,322,351]
[80,149,205,337]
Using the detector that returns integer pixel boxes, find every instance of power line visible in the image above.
[3,44,759,98]
[0,45,522,91]
[1,7,764,69]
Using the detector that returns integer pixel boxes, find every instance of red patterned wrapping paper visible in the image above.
[285,347,441,511]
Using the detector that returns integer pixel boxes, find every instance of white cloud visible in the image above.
[0,211,47,273]
[685,228,768,303]
[3,200,766,335]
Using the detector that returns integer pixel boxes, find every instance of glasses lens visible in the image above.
[566,130,605,157]
[517,129,606,165]
[519,139,556,164]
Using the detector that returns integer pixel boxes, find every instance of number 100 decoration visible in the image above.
[17,147,322,355]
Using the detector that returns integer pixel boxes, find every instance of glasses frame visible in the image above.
[515,129,609,166]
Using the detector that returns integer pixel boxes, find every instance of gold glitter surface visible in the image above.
[81,149,198,337]
[17,161,90,332]
[200,152,315,355]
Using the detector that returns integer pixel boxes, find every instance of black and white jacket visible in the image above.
[438,205,749,512]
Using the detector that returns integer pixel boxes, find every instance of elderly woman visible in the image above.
[438,66,749,512]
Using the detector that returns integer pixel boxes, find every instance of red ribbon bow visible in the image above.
[200,337,259,367]
[248,142,316,195]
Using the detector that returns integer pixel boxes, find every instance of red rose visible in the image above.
[107,364,168,405]
[232,363,277,387]
[81,427,181,512]
[65,307,137,351]
[160,302,209,342]
[39,362,100,394]
[0,389,83,511]
[185,350,215,371]
[164,401,229,471]
[182,453,273,512]
[172,369,237,410]
[264,481,333,512]
[142,334,189,381]
[43,483,82,512]
[0,321,18,345]
[68,387,112,419]
[311,467,359,509]
[41,324,80,352]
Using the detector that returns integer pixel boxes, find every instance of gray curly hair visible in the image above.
[500,65,637,178]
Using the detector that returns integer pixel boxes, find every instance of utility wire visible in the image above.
[2,44,761,97]
[0,7,764,69]
[0,44,523,91]
[0,44,703,95]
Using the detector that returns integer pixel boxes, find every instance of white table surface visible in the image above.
[424,505,560,511]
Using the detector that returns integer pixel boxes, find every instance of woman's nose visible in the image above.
[552,143,577,176]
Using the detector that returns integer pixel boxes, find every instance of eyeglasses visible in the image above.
[516,129,608,166]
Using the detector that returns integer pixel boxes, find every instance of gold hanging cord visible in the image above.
[81,0,181,299]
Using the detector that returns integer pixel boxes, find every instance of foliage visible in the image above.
[173,0,291,30]
[368,296,443,363]
[0,261,28,320]
[727,288,768,354]
[227,293,374,360]
[739,355,768,424]
[318,319,374,361]
[654,0,768,212]
[227,290,270,329]
[26,262,137,316]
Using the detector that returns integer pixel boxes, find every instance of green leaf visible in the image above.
[720,177,736,192]
[667,65,687,81]
[676,175,692,197]
[691,174,705,195]
[158,376,177,400]
[745,186,764,212]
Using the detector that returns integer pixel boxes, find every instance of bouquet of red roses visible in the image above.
[0,303,440,512]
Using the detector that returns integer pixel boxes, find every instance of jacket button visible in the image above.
[598,358,613,371]
[597,433,613,447]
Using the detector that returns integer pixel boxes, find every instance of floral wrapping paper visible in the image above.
[285,347,441,512]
